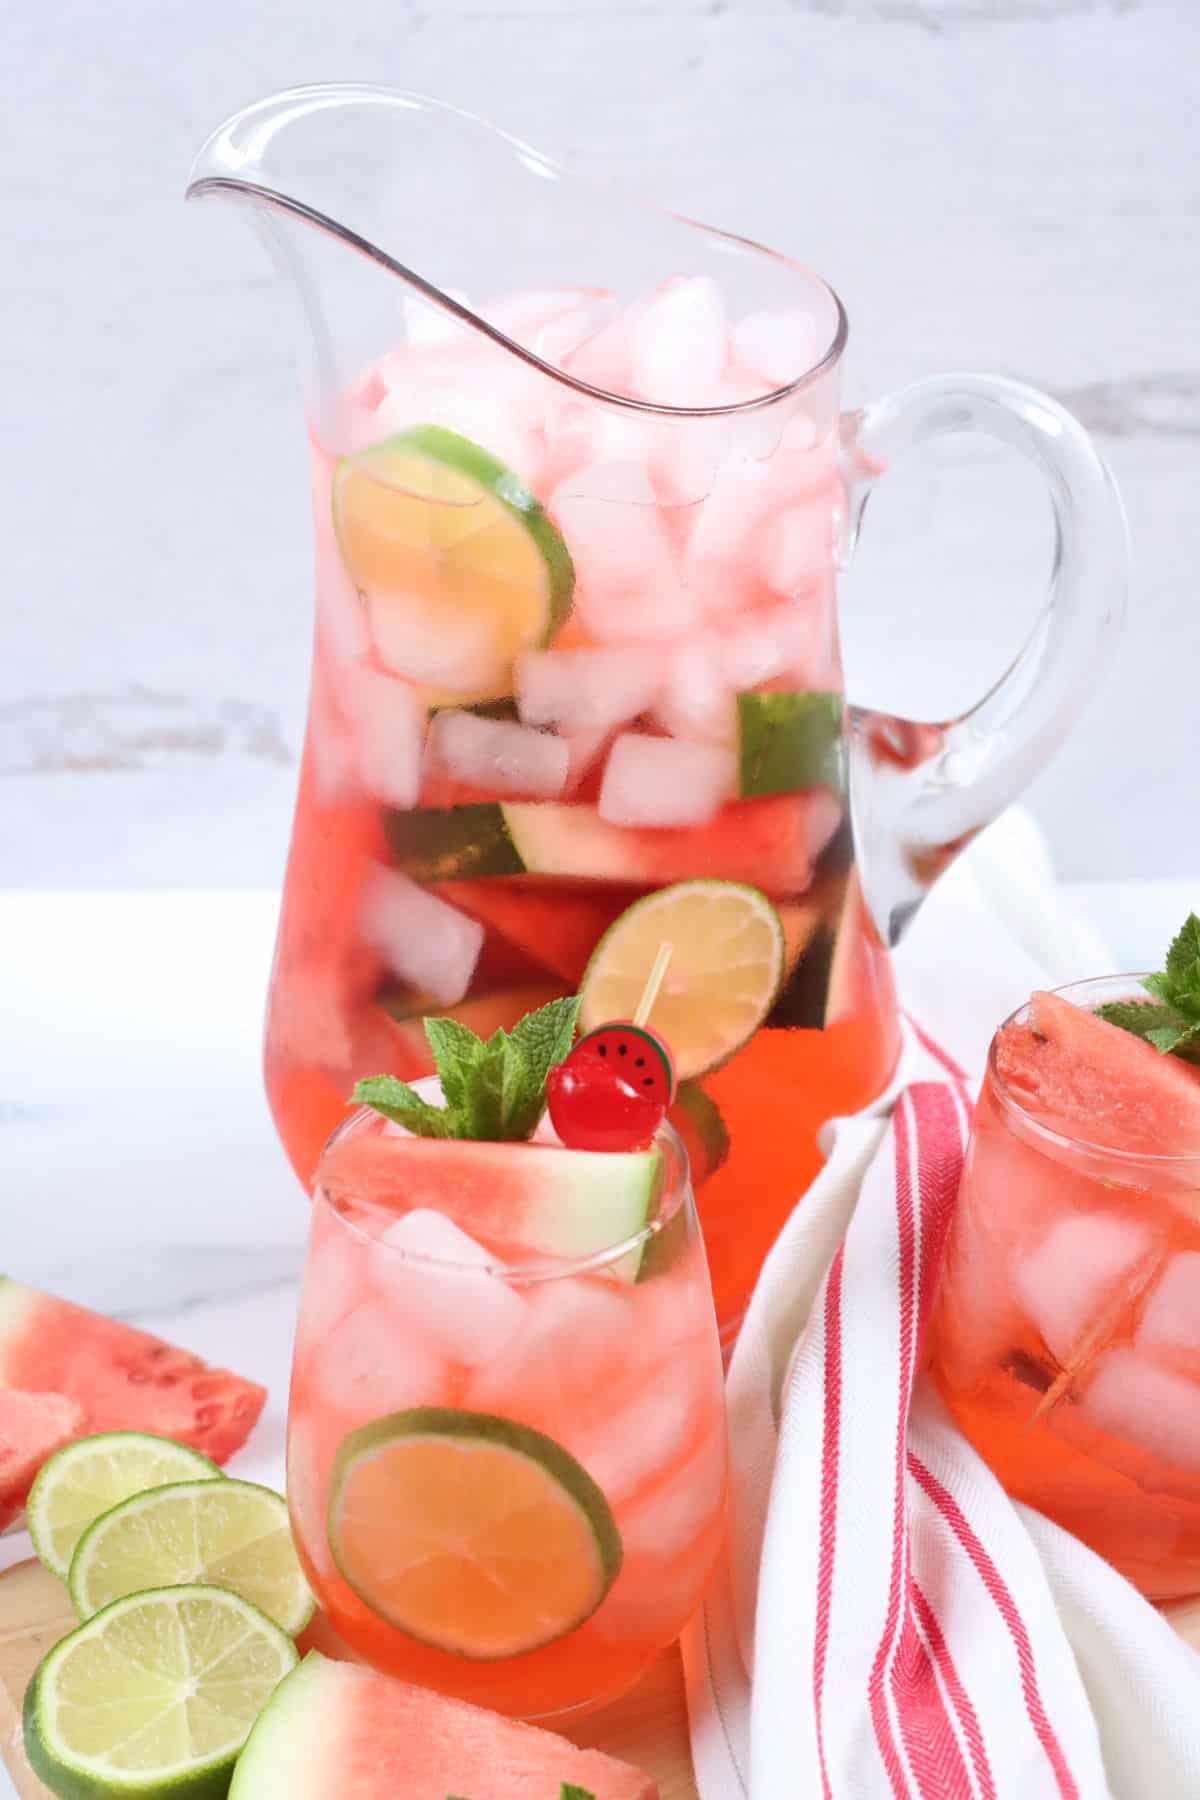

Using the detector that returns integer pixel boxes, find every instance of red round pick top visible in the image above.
[546,1023,677,1152]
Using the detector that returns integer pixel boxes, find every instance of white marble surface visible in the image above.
[0,870,1193,1793]
[3,1,1199,889]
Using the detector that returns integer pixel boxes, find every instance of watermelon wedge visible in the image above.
[996,990,1200,1157]
[430,878,643,986]
[228,1650,659,1799]
[319,1133,662,1278]
[385,793,843,896]
[0,1277,267,1515]
[0,1390,85,1532]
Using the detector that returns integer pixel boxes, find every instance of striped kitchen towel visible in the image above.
[683,820,1200,1799]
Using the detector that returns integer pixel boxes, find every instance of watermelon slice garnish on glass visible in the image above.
[996,990,1200,1158]
[0,1276,266,1529]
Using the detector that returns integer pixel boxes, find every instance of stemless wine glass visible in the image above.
[929,977,1200,1600]
[286,1098,727,1718]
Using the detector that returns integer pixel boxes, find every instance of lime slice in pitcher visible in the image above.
[333,425,574,703]
[580,880,785,1079]
[328,1407,621,1659]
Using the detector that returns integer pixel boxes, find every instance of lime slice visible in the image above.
[28,1432,222,1582]
[580,880,785,1079]
[328,1407,621,1660]
[22,1584,297,1800]
[737,691,844,798]
[333,424,574,705]
[69,1479,315,1638]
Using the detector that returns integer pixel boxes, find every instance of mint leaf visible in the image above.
[353,1075,461,1137]
[501,995,582,1140]
[1142,971,1176,1007]
[1095,998,1181,1040]
[1146,1022,1200,1056]
[358,995,582,1142]
[560,1787,596,1800]
[509,995,582,1089]
[456,1029,508,1140]
[1164,913,1200,1002]
[423,1016,484,1110]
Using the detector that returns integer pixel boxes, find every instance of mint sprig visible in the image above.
[1095,912,1200,1064]
[354,994,582,1140]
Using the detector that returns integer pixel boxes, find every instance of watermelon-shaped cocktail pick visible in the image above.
[547,942,678,1151]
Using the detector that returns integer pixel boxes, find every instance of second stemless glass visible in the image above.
[929,977,1200,1600]
[286,1104,727,1718]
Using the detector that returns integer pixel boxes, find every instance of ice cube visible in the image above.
[631,277,729,406]
[318,1299,450,1418]
[306,670,360,808]
[350,666,426,810]
[653,639,736,745]
[547,460,695,641]
[598,734,736,828]
[576,1372,715,1511]
[721,600,827,690]
[682,455,777,617]
[426,709,568,798]
[732,308,822,389]
[299,1220,364,1344]
[515,644,664,735]
[1079,1348,1200,1472]
[368,591,508,697]
[484,286,617,371]
[359,866,483,1006]
[1010,1213,1158,1367]
[617,1430,727,1559]
[430,360,546,486]
[757,501,834,596]
[562,301,643,396]
[562,726,612,794]
[1137,1253,1200,1357]
[467,1275,636,1431]
[374,1208,526,1368]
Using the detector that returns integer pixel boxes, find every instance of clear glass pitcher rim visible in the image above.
[186,82,849,420]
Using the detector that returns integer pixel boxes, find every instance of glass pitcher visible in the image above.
[188,85,1127,1344]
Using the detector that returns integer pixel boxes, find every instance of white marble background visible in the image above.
[2,0,1198,891]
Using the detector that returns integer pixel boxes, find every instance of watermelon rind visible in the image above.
[228,1653,345,1799]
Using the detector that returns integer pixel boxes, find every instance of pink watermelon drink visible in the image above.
[929,968,1200,1599]
[287,1078,727,1716]
[263,277,900,1344]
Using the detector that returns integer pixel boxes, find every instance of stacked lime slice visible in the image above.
[24,1431,312,1797]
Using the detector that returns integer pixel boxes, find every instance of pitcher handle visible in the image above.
[841,373,1129,946]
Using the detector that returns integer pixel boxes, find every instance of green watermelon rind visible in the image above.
[229,1650,647,1800]
[327,1408,623,1660]
[736,690,845,800]
[382,796,835,896]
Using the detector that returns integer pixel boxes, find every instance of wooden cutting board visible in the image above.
[0,1557,697,1799]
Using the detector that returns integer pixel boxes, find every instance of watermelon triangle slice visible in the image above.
[995,990,1200,1157]
[0,1276,266,1528]
[0,1389,85,1532]
[229,1650,659,1800]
